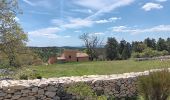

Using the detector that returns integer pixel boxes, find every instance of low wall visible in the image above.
[0,69,167,100]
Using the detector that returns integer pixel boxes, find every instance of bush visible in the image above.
[13,68,42,80]
[137,69,170,100]
[66,82,107,100]
[132,48,169,58]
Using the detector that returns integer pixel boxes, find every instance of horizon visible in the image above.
[17,0,170,47]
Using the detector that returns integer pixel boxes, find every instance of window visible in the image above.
[69,55,71,59]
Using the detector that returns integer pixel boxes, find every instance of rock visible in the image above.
[47,86,57,92]
[45,91,56,98]
[0,92,6,97]
[12,94,21,100]
[53,96,60,100]
[21,89,30,94]
[38,89,44,95]
[18,96,36,100]
[32,87,38,93]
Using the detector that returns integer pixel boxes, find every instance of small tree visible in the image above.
[0,0,28,67]
[105,37,119,60]
[79,33,101,61]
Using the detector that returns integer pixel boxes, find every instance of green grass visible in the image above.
[30,60,170,78]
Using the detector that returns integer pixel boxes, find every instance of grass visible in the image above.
[30,60,170,78]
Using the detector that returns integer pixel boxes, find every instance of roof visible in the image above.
[76,53,89,58]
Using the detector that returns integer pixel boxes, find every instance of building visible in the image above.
[57,50,89,62]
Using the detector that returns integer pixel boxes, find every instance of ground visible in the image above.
[31,60,170,78]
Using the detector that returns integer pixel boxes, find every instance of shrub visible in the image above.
[13,68,42,80]
[66,82,107,100]
[137,69,170,100]
[132,48,169,58]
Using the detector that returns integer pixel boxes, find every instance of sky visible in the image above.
[17,0,170,47]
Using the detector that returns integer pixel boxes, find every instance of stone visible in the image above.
[45,91,56,98]
[47,86,57,92]
[21,89,30,94]
[12,94,21,100]
[32,87,38,93]
[0,92,6,97]
[38,89,44,95]
[18,96,36,100]
[53,96,60,100]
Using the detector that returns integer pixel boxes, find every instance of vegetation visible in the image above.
[0,0,28,67]
[13,67,42,80]
[30,60,170,78]
[137,69,170,100]
[79,33,102,61]
[66,82,107,100]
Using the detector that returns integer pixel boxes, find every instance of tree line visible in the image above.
[80,33,170,61]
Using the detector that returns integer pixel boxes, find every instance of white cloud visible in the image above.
[64,35,71,38]
[28,27,60,39]
[62,18,94,29]
[23,0,52,8]
[96,17,121,24]
[94,32,105,35]
[71,9,93,14]
[85,0,135,19]
[111,25,170,35]
[22,0,35,6]
[142,3,163,11]
[156,0,167,2]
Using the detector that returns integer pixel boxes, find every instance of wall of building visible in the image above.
[77,57,89,62]
[0,69,165,100]
[63,50,77,62]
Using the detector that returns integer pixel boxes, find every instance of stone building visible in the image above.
[57,50,89,62]
[48,50,89,64]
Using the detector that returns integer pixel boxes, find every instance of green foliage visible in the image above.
[157,38,167,51]
[0,0,28,67]
[105,37,119,60]
[66,82,107,100]
[144,38,156,50]
[13,68,42,80]
[137,69,170,100]
[132,48,168,58]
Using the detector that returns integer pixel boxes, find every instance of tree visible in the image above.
[0,0,27,67]
[132,41,147,53]
[166,38,170,54]
[79,33,101,61]
[157,38,167,51]
[121,42,131,59]
[118,40,126,55]
[144,38,156,50]
[105,37,119,60]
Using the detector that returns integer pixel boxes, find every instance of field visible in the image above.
[31,60,170,78]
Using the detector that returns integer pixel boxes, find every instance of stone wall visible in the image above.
[0,69,167,100]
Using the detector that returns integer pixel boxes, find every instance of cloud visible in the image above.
[156,0,167,2]
[96,17,121,24]
[28,27,60,39]
[22,0,35,6]
[22,0,52,8]
[61,18,94,29]
[94,32,105,35]
[71,9,93,14]
[142,3,163,11]
[111,25,170,35]
[28,11,52,15]
[85,0,135,19]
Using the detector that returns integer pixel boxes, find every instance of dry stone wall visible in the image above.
[0,68,167,100]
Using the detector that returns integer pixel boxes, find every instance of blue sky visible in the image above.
[17,0,170,47]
